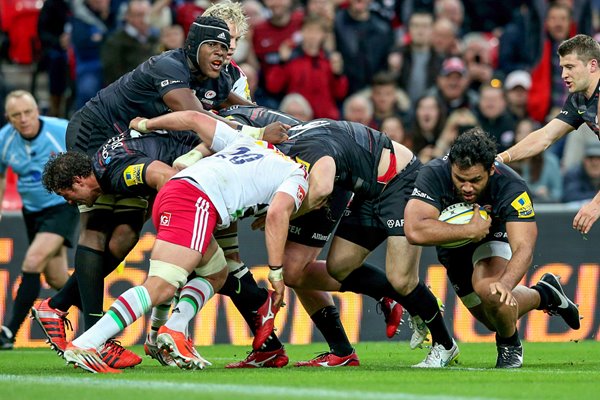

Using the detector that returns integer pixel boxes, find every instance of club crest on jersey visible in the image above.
[511,192,535,218]
[160,212,172,226]
[205,90,216,99]
[123,164,145,186]
[297,185,306,202]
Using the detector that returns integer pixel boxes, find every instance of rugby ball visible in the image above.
[438,202,488,248]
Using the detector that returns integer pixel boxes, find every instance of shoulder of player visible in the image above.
[490,164,529,198]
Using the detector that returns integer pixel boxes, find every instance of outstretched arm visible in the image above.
[497,119,574,163]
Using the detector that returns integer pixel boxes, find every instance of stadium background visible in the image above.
[1,207,597,348]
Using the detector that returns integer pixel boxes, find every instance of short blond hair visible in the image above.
[5,90,37,110]
[203,1,249,37]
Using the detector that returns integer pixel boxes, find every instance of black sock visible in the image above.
[7,272,41,335]
[49,274,81,311]
[219,269,283,352]
[399,281,454,350]
[75,246,107,329]
[531,284,551,310]
[311,306,353,357]
[339,263,399,300]
[496,329,521,347]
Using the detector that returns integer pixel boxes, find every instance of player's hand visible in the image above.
[489,281,517,307]
[130,117,150,133]
[262,122,289,144]
[467,204,492,242]
[573,200,600,234]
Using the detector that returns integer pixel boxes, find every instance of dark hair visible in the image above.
[448,127,497,170]
[43,152,93,193]
[410,94,447,153]
[302,14,329,31]
[371,71,397,88]
[558,34,600,64]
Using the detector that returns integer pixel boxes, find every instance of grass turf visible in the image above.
[1,341,598,400]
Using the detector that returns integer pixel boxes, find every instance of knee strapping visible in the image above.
[195,246,226,276]
[148,259,189,289]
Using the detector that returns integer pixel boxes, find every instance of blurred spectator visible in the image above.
[101,0,160,85]
[409,94,447,162]
[475,83,516,152]
[504,70,532,122]
[37,0,72,118]
[513,118,562,203]
[266,15,348,119]
[396,11,443,105]
[427,57,478,114]
[380,115,407,146]
[306,0,336,52]
[252,0,304,106]
[527,2,572,123]
[158,24,185,52]
[434,0,465,36]
[370,71,409,129]
[461,0,517,34]
[279,92,314,121]
[237,0,267,66]
[562,142,600,203]
[343,93,373,125]
[431,18,460,58]
[71,0,117,110]
[462,32,494,92]
[498,2,542,74]
[433,107,479,158]
[334,0,394,95]
[148,0,173,30]
[562,124,599,172]
[174,0,206,36]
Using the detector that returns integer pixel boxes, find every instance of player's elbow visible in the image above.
[404,223,425,245]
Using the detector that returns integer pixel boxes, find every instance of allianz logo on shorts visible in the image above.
[387,219,404,228]
[160,212,172,226]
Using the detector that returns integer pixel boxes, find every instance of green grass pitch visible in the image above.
[1,341,598,400]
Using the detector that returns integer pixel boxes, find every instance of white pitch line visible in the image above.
[0,374,498,400]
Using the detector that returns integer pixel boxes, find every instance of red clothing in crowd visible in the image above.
[252,10,304,81]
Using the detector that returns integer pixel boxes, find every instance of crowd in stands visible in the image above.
[2,0,600,209]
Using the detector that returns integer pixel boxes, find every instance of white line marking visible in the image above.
[0,374,498,400]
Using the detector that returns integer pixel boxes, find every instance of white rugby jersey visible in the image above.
[174,134,307,228]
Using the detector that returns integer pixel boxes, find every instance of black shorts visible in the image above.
[66,106,121,156]
[22,203,80,247]
[287,187,352,247]
[335,158,421,251]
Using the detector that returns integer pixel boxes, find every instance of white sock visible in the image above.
[165,277,213,333]
[148,302,171,343]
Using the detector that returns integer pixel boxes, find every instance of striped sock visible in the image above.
[73,286,152,349]
[165,277,213,333]
[148,302,171,343]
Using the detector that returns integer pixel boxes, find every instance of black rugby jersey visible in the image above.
[93,130,200,196]
[219,105,303,127]
[277,119,394,199]
[556,79,600,138]
[410,157,535,239]
[84,49,231,148]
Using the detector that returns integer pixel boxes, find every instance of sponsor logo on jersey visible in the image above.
[123,164,145,186]
[387,219,404,228]
[205,90,216,99]
[160,79,183,87]
[160,212,172,226]
[311,232,331,241]
[494,231,508,238]
[411,188,434,201]
[289,225,301,235]
[511,192,535,218]
[295,156,311,171]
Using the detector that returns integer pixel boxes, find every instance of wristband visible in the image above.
[240,125,265,140]
[268,268,283,282]
[137,118,150,133]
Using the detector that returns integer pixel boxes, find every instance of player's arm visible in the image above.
[302,156,335,211]
[500,220,537,289]
[162,88,284,140]
[264,191,296,307]
[497,119,574,163]
[144,160,178,191]
[572,190,600,234]
[404,199,490,245]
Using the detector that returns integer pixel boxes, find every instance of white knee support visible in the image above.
[148,259,189,289]
[195,246,226,277]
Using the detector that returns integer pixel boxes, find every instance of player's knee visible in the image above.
[108,225,139,259]
[282,266,303,288]
[43,271,68,290]
[22,253,47,273]
[386,269,418,296]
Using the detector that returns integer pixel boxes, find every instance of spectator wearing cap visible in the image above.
[475,83,517,152]
[505,70,532,121]
[562,142,600,203]
[426,56,478,114]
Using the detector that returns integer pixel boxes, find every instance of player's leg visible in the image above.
[42,246,70,290]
